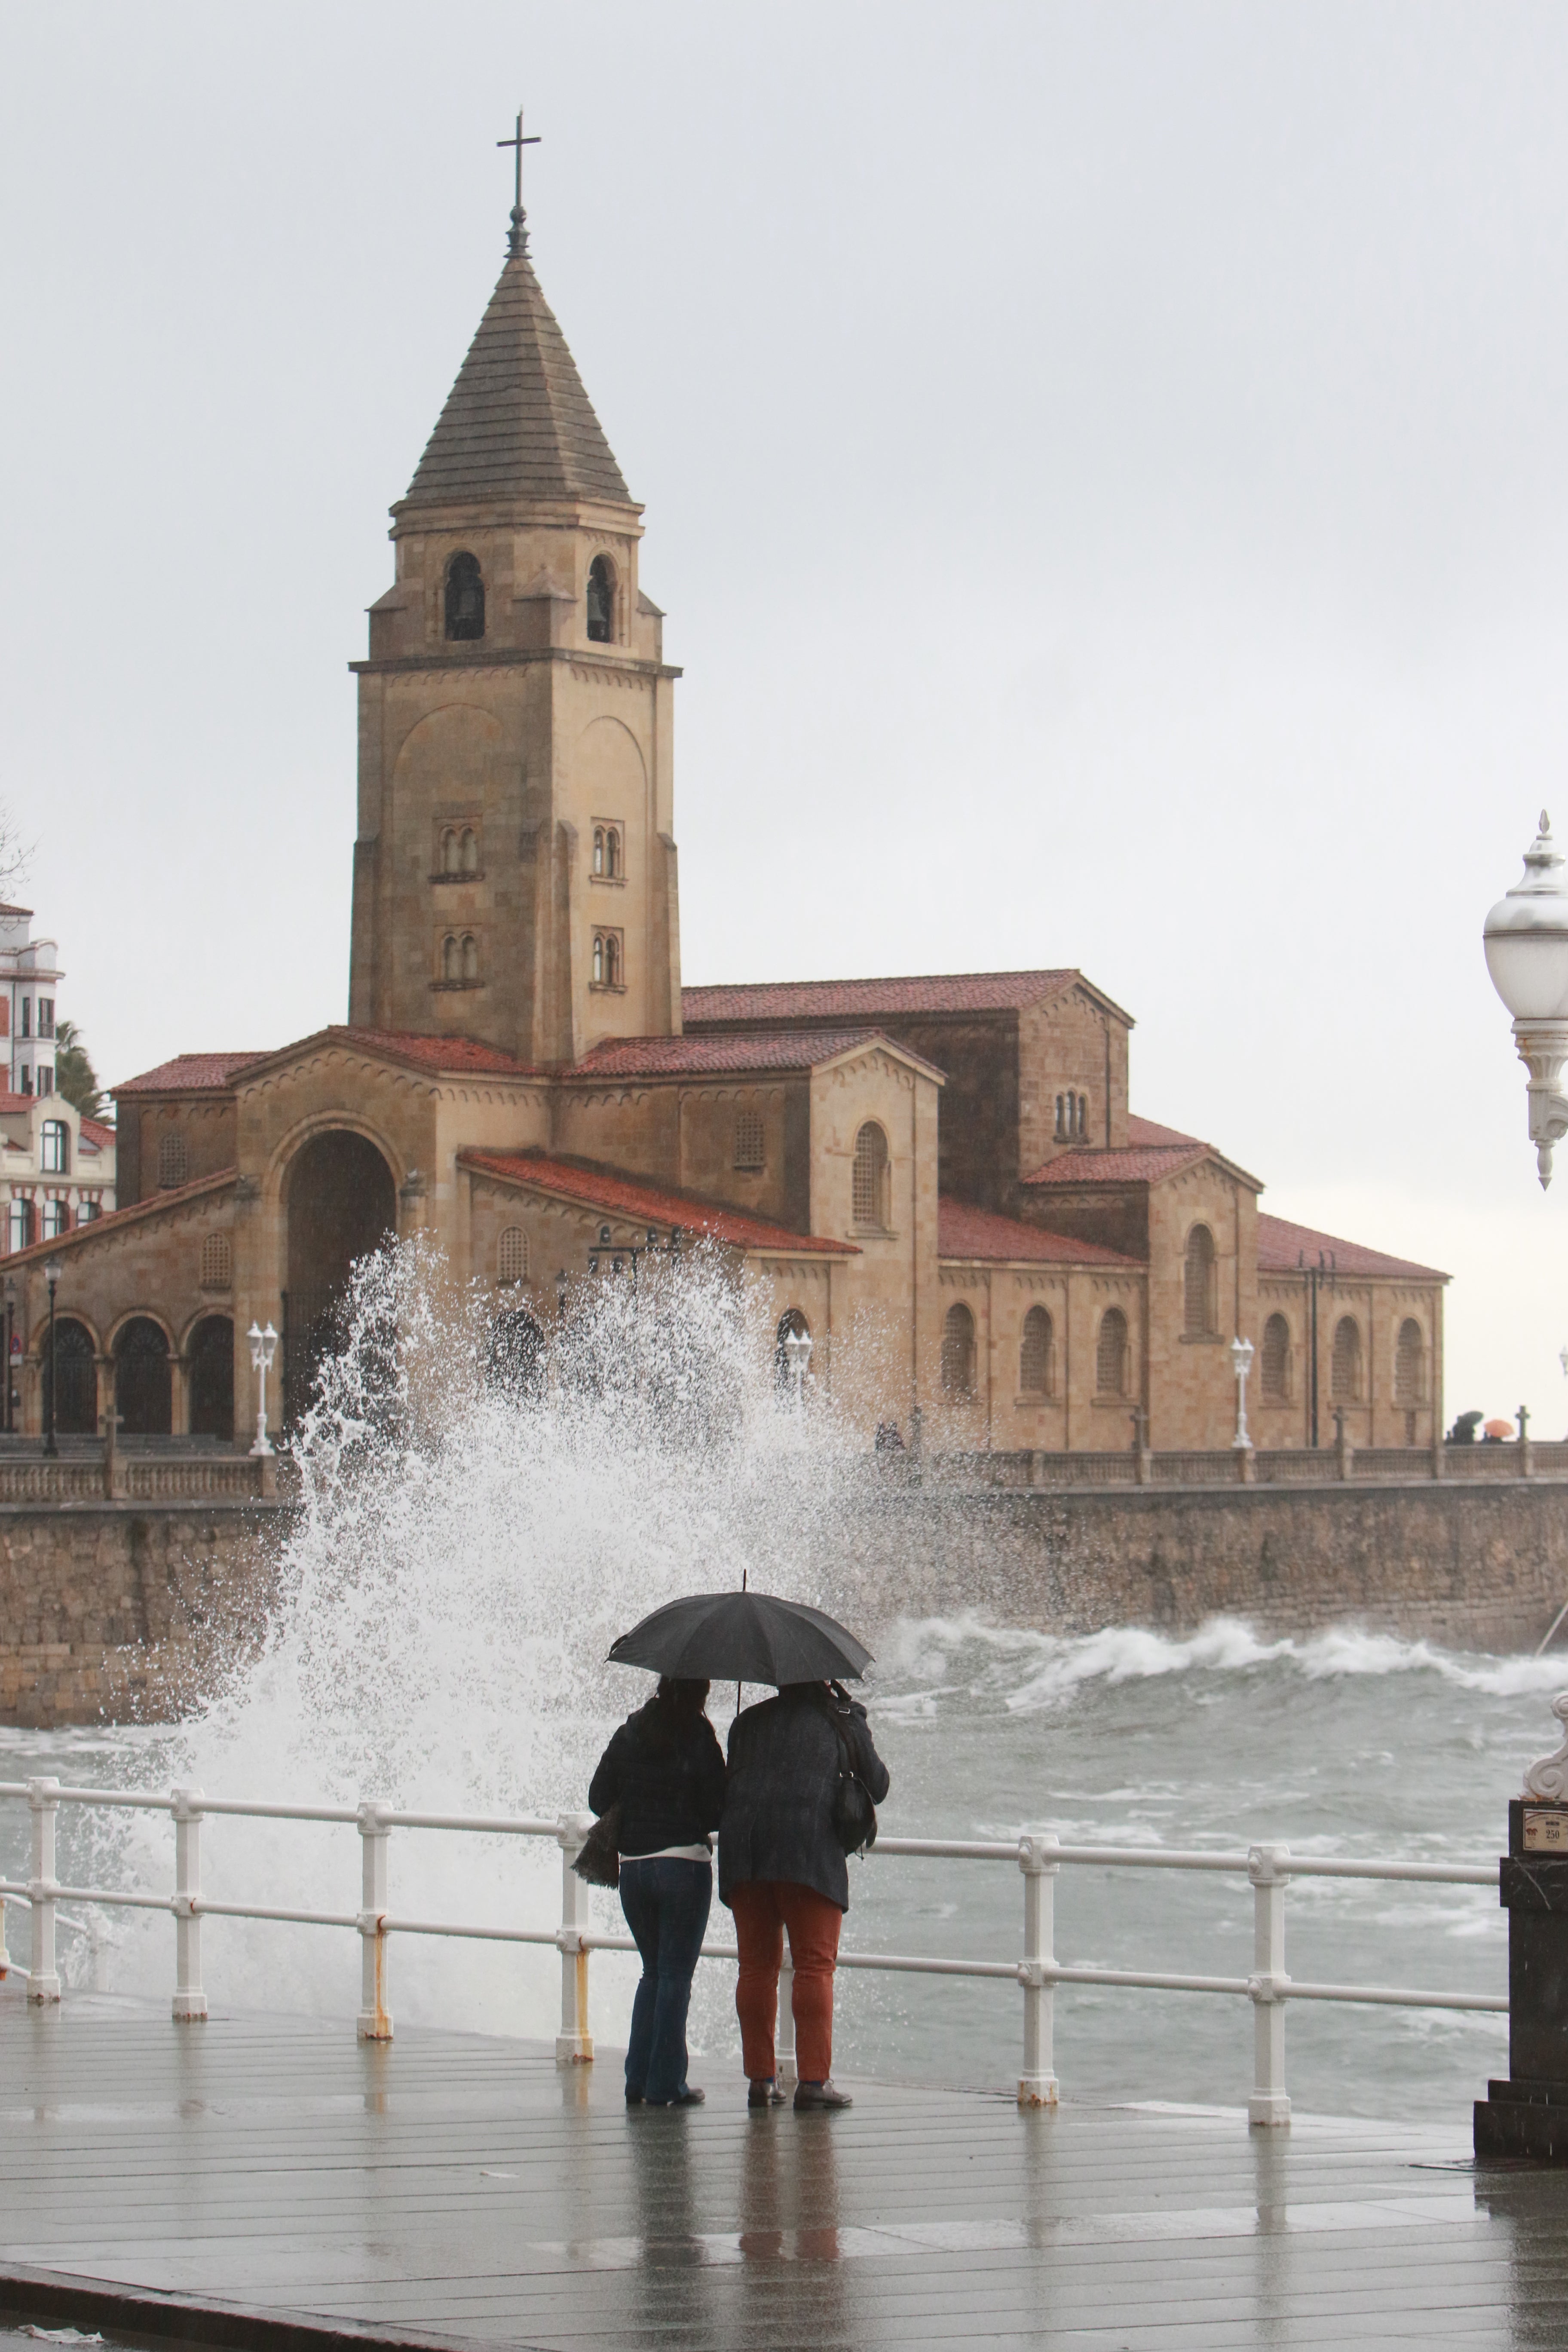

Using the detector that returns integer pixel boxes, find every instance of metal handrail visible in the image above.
[0,1777,1505,2121]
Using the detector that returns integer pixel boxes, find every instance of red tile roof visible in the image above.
[116,1029,543,1094]
[1023,1112,1261,1193]
[572,1029,943,1080]
[115,1051,268,1094]
[2,1167,235,1268]
[0,1093,33,1115]
[0,903,33,919]
[938,1198,1143,1268]
[683,971,1093,1023]
[460,1151,859,1256]
[1256,1213,1448,1284]
[80,1118,116,1150]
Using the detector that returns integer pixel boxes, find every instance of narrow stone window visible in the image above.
[1096,1306,1129,1396]
[591,930,623,988]
[461,934,479,983]
[606,827,620,877]
[941,1302,976,1396]
[1020,1305,1054,1396]
[851,1123,889,1228]
[157,1132,188,1189]
[444,551,485,641]
[199,1233,233,1292]
[775,1307,810,1394]
[1395,1318,1424,1406]
[593,828,606,876]
[586,554,615,643]
[1183,1225,1216,1338]
[460,827,478,875]
[734,1110,765,1171]
[442,827,461,875]
[498,1226,529,1283]
[1330,1316,1362,1403]
[1261,1312,1292,1401]
[442,933,460,982]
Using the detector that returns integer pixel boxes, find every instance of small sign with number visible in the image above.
[1524,1809,1568,1851]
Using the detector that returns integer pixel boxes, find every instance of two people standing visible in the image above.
[586,1672,890,2111]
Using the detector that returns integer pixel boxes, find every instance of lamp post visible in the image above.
[781,1324,814,1412]
[43,1256,63,1457]
[1230,1335,1255,1450]
[1484,812,1568,1185]
[247,1321,278,1458]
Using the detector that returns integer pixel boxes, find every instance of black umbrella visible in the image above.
[607,1590,872,1686]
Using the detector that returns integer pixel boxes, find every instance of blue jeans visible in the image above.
[619,1856,712,2103]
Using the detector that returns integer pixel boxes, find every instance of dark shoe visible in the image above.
[646,2085,705,2107]
[625,2089,643,2106]
[748,2078,787,2108]
[793,2078,852,2111]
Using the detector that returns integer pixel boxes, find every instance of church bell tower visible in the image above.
[348,156,682,1065]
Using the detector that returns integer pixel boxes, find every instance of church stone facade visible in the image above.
[11,205,1446,1456]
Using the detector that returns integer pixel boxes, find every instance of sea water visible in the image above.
[0,1246,1554,2124]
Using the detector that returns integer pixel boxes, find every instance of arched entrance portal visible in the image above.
[283,1130,397,1422]
[116,1319,172,1436]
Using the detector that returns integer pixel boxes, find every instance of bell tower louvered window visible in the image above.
[444,552,485,641]
[851,1124,889,1229]
[1395,1319,1424,1406]
[157,1133,188,1190]
[734,1111,765,1171]
[498,1227,529,1284]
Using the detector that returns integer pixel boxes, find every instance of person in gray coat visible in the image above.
[719,1678,890,2111]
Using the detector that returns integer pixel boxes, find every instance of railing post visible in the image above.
[1018,1831,1060,2106]
[170,1785,207,2021]
[556,1811,594,2066]
[26,1776,61,2004]
[777,1949,797,2088]
[355,1800,393,2042]
[0,1894,12,1979]
[1247,1841,1291,2127]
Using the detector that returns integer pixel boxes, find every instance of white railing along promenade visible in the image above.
[0,1777,1503,2125]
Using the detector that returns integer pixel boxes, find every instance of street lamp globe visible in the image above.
[1485,813,1568,1186]
[44,1256,64,1288]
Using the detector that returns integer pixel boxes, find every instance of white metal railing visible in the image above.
[0,1776,1504,2123]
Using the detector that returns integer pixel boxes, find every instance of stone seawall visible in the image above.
[4,1480,1568,1728]
[855,1477,1568,1654]
[0,1503,285,1729]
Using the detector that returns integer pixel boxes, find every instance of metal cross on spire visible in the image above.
[497,107,541,259]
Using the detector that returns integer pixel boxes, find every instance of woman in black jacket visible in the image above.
[719,1679,890,2111]
[588,1676,725,2107]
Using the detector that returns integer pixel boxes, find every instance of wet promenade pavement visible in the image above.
[1,1988,1566,2349]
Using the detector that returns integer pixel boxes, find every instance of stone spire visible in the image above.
[402,251,632,511]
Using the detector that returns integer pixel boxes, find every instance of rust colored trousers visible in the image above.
[730,1879,843,2084]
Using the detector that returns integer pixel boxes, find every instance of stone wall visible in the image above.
[853,1477,1568,1654]
[6,1479,1568,1730]
[0,1502,284,1728]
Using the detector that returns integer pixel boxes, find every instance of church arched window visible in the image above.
[441,933,459,982]
[586,554,615,643]
[1096,1307,1129,1396]
[593,828,606,876]
[461,933,479,983]
[941,1302,976,1396]
[1395,1318,1424,1406]
[460,827,478,875]
[606,827,620,877]
[444,552,485,641]
[592,934,604,985]
[441,827,461,875]
[1261,1312,1292,1401]
[498,1226,528,1284]
[1183,1224,1216,1338]
[1019,1305,1054,1396]
[1330,1315,1362,1403]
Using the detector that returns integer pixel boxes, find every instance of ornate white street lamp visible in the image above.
[1230,1334,1254,1451]
[1484,812,1568,1186]
[247,1321,278,1458]
[781,1324,813,1412]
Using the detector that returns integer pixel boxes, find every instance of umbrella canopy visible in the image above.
[607,1590,872,1685]
[1483,1418,1515,1439]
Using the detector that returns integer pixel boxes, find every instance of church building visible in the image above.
[11,187,1447,1456]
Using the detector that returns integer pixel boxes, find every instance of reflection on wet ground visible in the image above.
[0,1991,1563,2347]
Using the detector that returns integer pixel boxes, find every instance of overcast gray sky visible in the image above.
[4,1,1566,1424]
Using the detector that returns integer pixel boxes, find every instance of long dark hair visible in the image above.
[635,1675,710,1757]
